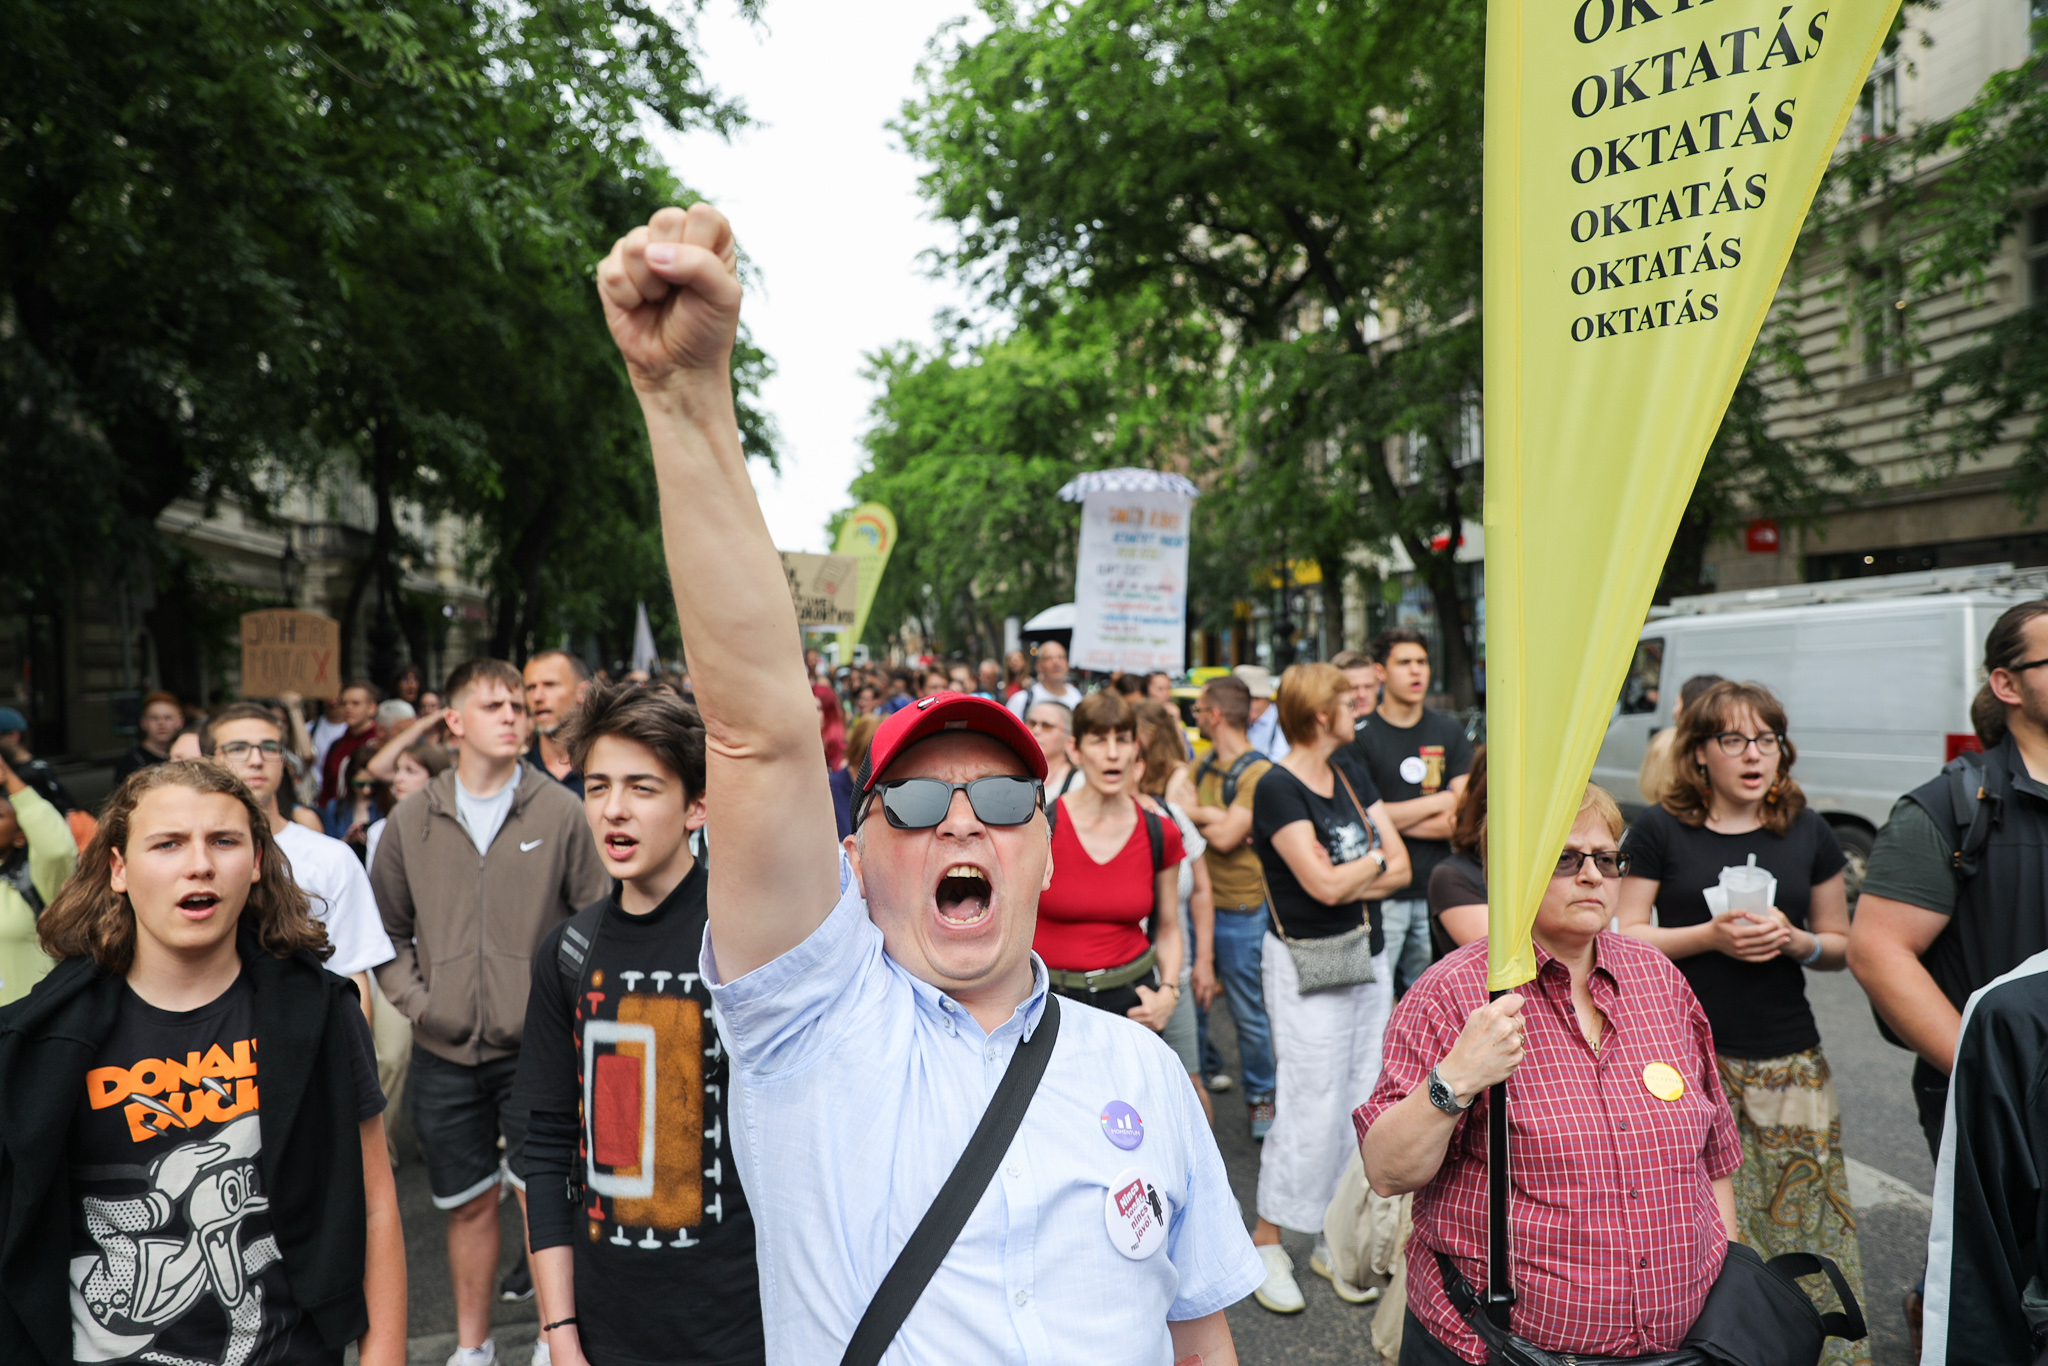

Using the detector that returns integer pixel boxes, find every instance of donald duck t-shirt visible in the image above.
[67,975,381,1366]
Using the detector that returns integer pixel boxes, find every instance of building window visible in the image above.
[1859,263,1910,380]
[2030,202,2048,307]
[2034,0,2047,53]
[1855,58,1899,142]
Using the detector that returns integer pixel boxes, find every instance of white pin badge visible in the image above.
[1103,1165,1170,1260]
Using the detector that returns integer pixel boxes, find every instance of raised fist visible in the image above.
[596,203,741,393]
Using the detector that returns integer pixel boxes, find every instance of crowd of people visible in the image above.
[4,198,2047,1366]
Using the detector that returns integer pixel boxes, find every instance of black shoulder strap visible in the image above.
[1222,749,1265,806]
[555,902,609,989]
[1145,807,1165,873]
[840,995,1062,1366]
[1,852,43,917]
[1950,749,2001,879]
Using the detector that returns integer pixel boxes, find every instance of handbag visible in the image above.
[1259,760,1381,993]
[838,995,1062,1366]
[1682,1242,1867,1366]
[1433,1238,1867,1366]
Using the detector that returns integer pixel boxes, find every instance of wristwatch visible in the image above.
[1427,1065,1473,1115]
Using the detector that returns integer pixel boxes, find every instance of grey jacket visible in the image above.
[372,763,607,1065]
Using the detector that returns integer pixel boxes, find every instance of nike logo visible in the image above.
[519,839,544,852]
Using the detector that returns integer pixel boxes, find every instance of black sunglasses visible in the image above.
[1555,849,1630,879]
[860,776,1045,831]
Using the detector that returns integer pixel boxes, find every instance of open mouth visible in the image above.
[934,863,992,927]
[178,891,221,918]
[604,832,640,863]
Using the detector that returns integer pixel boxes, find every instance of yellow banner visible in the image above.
[1483,0,1899,990]
[832,502,898,648]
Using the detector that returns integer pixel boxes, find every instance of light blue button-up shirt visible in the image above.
[703,858,1262,1364]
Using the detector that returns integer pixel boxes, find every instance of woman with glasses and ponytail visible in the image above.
[1032,690,1186,1032]
[1617,680,1866,1366]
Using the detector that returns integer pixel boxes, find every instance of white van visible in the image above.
[1591,563,2048,888]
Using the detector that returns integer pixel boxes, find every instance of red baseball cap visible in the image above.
[854,691,1050,793]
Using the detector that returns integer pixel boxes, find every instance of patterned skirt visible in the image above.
[1716,1048,1871,1366]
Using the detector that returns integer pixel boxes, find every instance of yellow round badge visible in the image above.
[1643,1063,1686,1102]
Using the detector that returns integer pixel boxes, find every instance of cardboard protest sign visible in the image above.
[240,610,342,700]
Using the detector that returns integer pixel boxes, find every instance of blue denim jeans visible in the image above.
[1199,906,1276,1101]
[1378,896,1435,996]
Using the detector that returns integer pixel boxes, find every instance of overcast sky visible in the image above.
[643,0,983,552]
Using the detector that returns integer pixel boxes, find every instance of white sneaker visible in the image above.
[1253,1243,1306,1314]
[529,1339,552,1366]
[1310,1236,1382,1305]
[448,1341,496,1366]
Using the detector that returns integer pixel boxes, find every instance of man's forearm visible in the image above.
[1168,1309,1237,1365]
[1382,791,1456,835]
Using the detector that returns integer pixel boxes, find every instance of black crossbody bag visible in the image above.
[1435,1239,1866,1366]
[838,994,1063,1366]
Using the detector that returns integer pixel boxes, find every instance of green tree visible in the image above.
[900,0,1490,697]
[4,0,774,697]
[844,295,1210,656]
[1797,11,2047,521]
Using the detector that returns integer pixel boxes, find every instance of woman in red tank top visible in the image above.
[1034,690,1184,1031]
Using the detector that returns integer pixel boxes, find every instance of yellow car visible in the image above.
[1170,684,1213,765]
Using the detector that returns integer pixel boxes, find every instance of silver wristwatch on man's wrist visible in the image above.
[1427,1064,1473,1115]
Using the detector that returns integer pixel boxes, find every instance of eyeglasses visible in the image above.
[1710,731,1785,757]
[861,776,1044,831]
[1554,849,1630,879]
[217,740,284,762]
[2002,657,2048,674]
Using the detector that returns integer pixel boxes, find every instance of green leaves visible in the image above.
[882,0,1488,695]
[4,0,773,683]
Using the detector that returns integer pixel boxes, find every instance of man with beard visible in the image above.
[525,651,593,797]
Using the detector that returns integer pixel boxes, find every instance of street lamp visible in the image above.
[279,529,305,607]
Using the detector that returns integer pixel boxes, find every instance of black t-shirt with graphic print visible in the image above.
[1343,708,1474,900]
[516,862,764,1366]
[68,973,382,1366]
[1252,752,1386,948]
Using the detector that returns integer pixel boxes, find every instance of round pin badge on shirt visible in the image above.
[1643,1062,1686,1102]
[1399,755,1429,785]
[1103,1165,1170,1260]
[1101,1100,1144,1151]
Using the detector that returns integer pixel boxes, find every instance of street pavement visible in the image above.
[382,966,1929,1365]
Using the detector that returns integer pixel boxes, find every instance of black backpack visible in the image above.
[1193,749,1268,807]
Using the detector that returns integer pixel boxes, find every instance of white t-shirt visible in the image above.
[364,817,388,876]
[1006,680,1085,720]
[273,821,395,977]
[456,773,518,855]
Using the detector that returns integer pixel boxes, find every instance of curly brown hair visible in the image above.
[1660,680,1806,835]
[38,760,330,973]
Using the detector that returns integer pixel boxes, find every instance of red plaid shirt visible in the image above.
[1354,934,1741,1364]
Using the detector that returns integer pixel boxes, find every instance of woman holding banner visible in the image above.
[1617,681,1866,1366]
[1358,785,1740,1364]
[1247,662,1411,1315]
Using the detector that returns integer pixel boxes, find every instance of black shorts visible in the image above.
[408,1046,527,1209]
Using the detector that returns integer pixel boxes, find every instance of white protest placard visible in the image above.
[779,552,860,633]
[1070,489,1191,674]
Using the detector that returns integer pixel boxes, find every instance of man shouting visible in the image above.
[595,205,1259,1364]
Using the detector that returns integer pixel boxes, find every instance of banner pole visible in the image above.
[1484,992,1513,1331]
